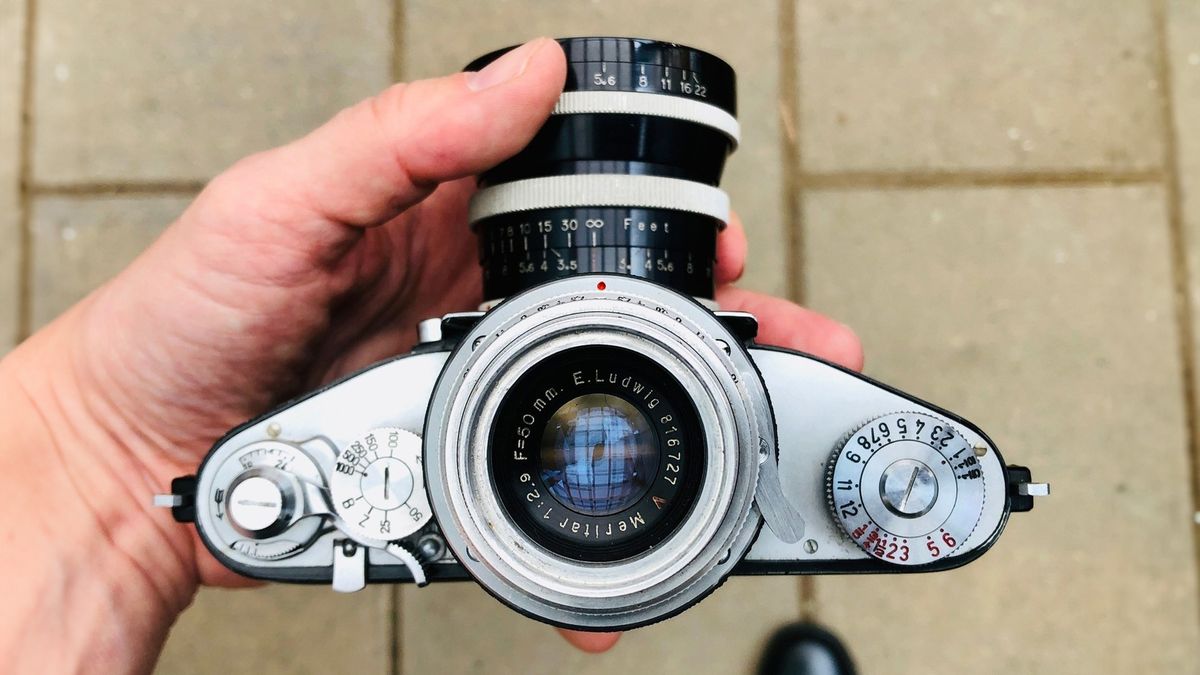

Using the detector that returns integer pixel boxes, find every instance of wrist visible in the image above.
[0,304,200,670]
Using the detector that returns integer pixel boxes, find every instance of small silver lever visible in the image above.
[755,437,805,544]
[1017,482,1050,497]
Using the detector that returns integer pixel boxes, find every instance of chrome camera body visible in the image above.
[159,37,1046,632]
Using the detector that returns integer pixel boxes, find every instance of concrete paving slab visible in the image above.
[28,194,189,328]
[30,0,393,183]
[402,577,799,675]
[798,1,1164,173]
[803,186,1200,674]
[403,1,789,295]
[158,585,392,674]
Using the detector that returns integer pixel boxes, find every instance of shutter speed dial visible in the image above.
[330,428,433,546]
[827,412,986,566]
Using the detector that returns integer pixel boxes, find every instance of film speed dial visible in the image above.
[827,412,986,566]
[331,428,433,546]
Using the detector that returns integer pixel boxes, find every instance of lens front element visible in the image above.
[491,346,705,562]
[540,393,658,517]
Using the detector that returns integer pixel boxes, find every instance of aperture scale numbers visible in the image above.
[569,61,711,101]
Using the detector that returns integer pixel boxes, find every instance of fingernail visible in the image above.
[466,38,548,91]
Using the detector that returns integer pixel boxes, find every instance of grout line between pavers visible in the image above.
[391,0,405,83]
[20,169,1165,201]
[28,181,208,196]
[778,0,817,624]
[802,168,1164,190]
[389,585,402,675]
[389,6,406,674]
[797,576,816,622]
[15,0,38,344]
[779,0,804,305]
[1151,0,1200,620]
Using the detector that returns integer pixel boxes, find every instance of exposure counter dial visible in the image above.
[331,428,433,546]
[827,412,986,566]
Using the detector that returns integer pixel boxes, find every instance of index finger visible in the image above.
[715,210,747,285]
[557,629,622,653]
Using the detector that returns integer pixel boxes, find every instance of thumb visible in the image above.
[186,37,565,257]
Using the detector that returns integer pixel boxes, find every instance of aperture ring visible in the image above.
[552,91,740,145]
[468,175,730,225]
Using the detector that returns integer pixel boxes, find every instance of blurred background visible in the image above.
[2,0,1199,673]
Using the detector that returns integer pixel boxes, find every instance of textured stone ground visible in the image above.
[3,1,1198,673]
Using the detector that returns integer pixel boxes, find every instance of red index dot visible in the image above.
[597,281,607,290]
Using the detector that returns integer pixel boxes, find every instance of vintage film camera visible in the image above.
[157,37,1047,631]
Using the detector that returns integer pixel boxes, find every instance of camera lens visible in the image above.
[539,393,658,517]
[466,37,738,302]
[490,345,705,562]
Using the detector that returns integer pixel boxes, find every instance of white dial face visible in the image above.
[828,412,986,566]
[331,428,432,545]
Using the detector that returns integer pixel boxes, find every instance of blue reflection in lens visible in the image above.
[540,394,659,517]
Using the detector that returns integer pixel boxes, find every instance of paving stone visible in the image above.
[158,585,392,674]
[30,0,392,184]
[798,1,1164,172]
[403,1,789,296]
[0,0,22,353]
[402,577,798,675]
[28,195,191,329]
[803,186,1200,673]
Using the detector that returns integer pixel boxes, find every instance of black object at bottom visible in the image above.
[756,623,858,675]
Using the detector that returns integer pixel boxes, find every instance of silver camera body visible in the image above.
[163,274,1042,630]
[159,37,1045,632]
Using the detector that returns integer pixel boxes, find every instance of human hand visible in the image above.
[0,37,861,669]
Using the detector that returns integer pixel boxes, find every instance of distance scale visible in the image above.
[827,412,986,566]
[476,206,720,299]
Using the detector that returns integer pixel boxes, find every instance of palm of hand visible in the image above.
[7,38,862,656]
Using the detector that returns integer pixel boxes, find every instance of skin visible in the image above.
[0,37,863,672]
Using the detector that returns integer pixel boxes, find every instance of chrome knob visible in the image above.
[878,458,938,518]
[226,468,296,539]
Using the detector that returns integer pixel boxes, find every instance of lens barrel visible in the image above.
[466,37,738,302]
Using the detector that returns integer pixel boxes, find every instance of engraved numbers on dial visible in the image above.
[827,412,986,566]
[331,428,432,545]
